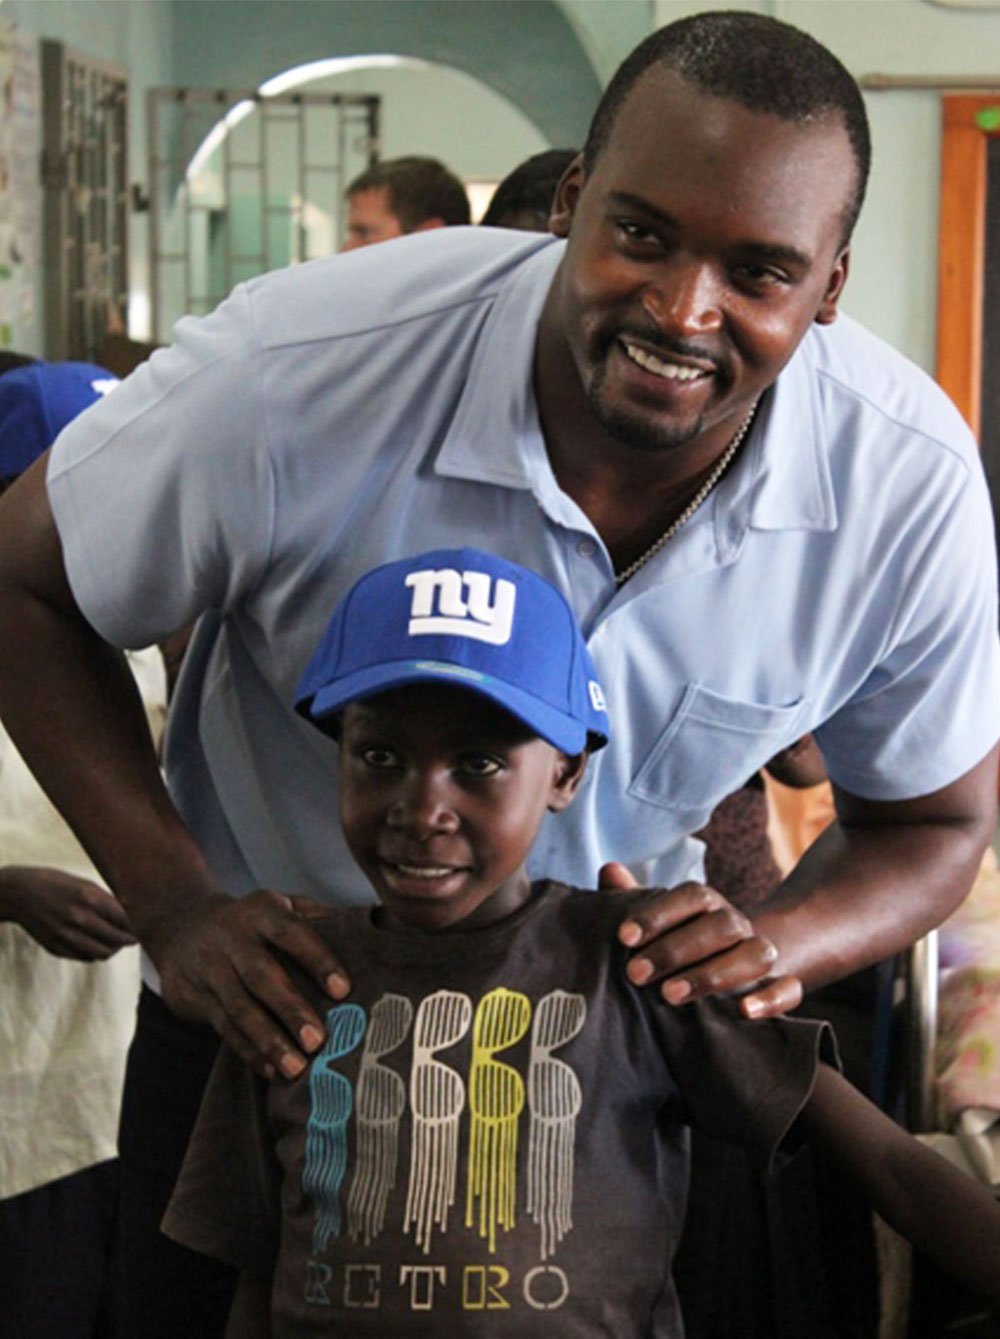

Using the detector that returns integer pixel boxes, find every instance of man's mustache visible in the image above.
[605,325,727,376]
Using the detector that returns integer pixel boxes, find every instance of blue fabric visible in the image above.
[47,228,1000,908]
[0,362,116,475]
[295,547,609,755]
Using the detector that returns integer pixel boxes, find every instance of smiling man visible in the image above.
[0,11,997,1338]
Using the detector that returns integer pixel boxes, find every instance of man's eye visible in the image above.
[735,263,789,289]
[459,753,503,777]
[359,745,399,769]
[616,219,659,246]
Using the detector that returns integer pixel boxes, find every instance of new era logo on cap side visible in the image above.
[405,568,516,646]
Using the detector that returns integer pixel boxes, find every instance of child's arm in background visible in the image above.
[800,1063,1000,1306]
[224,1271,272,1339]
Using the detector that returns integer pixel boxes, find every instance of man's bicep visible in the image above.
[0,452,80,616]
[832,741,999,834]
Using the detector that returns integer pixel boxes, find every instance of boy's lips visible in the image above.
[376,854,473,890]
[389,860,466,880]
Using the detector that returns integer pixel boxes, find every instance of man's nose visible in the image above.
[641,257,723,338]
[388,770,459,837]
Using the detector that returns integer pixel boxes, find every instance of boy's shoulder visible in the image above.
[301,883,639,979]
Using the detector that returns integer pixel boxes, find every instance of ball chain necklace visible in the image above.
[613,399,759,587]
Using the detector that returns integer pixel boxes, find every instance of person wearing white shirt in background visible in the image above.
[0,359,167,1339]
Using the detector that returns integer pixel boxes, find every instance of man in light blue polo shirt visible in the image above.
[0,11,998,1337]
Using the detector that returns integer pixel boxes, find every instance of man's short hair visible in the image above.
[346,156,471,231]
[480,149,578,231]
[583,10,871,244]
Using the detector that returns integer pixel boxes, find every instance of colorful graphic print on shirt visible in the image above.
[301,987,586,1313]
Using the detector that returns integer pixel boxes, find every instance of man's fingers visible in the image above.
[286,893,337,922]
[157,889,351,1079]
[264,903,351,999]
[739,974,804,1019]
[206,964,315,1081]
[598,861,639,892]
[614,880,793,1008]
[618,882,738,949]
[642,935,779,1003]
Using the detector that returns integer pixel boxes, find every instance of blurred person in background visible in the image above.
[341,155,470,250]
[481,147,577,231]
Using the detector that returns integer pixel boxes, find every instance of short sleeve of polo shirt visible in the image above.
[162,1043,281,1279]
[47,282,274,649]
[815,450,1000,799]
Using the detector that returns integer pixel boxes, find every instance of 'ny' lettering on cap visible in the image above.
[295,548,609,754]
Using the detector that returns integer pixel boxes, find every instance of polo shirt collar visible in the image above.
[434,240,591,531]
[737,323,838,534]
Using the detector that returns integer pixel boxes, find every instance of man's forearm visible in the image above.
[753,747,998,991]
[0,461,345,1070]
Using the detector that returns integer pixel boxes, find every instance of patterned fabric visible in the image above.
[935,852,1000,1130]
[164,884,829,1338]
[696,777,781,911]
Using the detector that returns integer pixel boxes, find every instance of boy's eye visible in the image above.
[458,752,503,777]
[359,745,400,769]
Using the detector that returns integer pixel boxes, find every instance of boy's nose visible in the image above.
[388,771,459,838]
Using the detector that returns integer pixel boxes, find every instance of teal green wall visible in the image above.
[168,0,606,150]
[3,0,648,340]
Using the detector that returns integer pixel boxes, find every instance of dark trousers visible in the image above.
[0,1159,119,1339]
[111,986,237,1339]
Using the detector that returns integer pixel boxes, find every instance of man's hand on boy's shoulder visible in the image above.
[599,862,803,1020]
[154,889,351,1080]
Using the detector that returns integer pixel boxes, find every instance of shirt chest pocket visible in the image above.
[627,684,804,814]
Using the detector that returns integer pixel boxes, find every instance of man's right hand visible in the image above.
[153,889,351,1080]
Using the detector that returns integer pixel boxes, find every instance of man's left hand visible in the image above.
[598,861,803,1019]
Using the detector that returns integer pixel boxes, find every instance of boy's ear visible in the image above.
[548,750,589,812]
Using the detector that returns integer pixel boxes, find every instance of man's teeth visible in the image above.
[623,342,705,382]
[395,863,455,879]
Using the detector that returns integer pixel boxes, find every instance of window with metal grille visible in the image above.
[148,88,379,344]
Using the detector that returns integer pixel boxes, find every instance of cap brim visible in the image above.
[302,659,602,754]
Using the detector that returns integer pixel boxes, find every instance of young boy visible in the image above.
[163,548,1000,1338]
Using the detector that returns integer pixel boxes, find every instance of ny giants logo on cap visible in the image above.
[405,568,516,646]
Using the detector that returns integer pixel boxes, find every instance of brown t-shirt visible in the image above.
[163,883,830,1337]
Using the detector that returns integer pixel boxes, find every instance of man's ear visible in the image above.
[548,750,589,812]
[815,246,850,325]
[410,217,448,235]
[548,155,586,238]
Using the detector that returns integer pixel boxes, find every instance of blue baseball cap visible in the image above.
[295,548,609,754]
[0,361,118,477]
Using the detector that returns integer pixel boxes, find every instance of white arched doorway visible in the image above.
[149,55,551,340]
